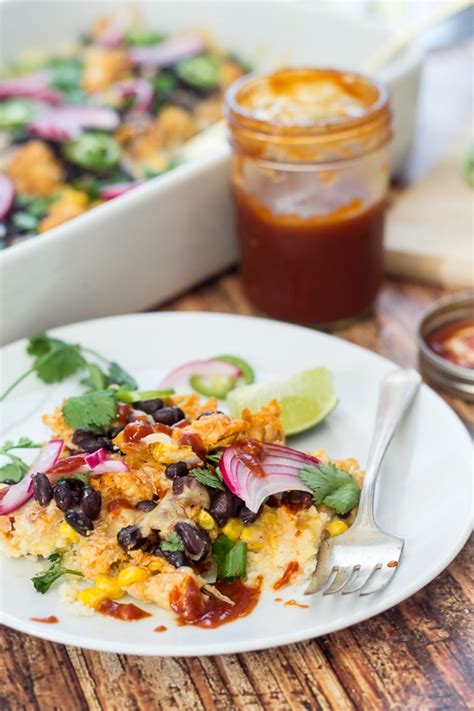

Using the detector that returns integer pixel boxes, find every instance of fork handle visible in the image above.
[354,368,421,529]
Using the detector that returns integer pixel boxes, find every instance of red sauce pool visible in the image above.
[273,562,300,590]
[235,191,385,324]
[154,625,168,633]
[30,616,58,624]
[98,599,151,621]
[170,577,261,628]
[426,319,474,369]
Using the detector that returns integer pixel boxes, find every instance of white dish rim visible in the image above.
[0,311,471,657]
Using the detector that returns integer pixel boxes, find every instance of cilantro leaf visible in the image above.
[0,437,41,483]
[12,436,41,449]
[191,467,225,491]
[160,531,185,552]
[48,551,63,564]
[58,471,90,486]
[299,462,360,515]
[107,362,137,389]
[1,331,137,402]
[62,389,117,432]
[0,437,41,452]
[27,333,54,357]
[27,332,86,384]
[32,552,83,594]
[35,344,85,384]
[0,461,25,483]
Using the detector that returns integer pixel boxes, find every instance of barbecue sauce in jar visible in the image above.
[225,68,391,325]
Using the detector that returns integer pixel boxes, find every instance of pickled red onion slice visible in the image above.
[220,440,319,513]
[0,439,63,515]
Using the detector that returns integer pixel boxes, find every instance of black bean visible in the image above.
[53,481,73,512]
[140,531,159,552]
[68,479,86,506]
[238,505,260,525]
[33,472,53,506]
[81,487,102,520]
[165,461,188,480]
[209,490,234,527]
[196,410,224,419]
[72,429,113,453]
[117,525,144,551]
[174,521,211,561]
[281,491,314,510]
[136,499,157,513]
[231,495,244,517]
[108,423,125,438]
[65,510,93,537]
[134,398,164,414]
[152,406,185,426]
[172,473,198,495]
[158,548,190,568]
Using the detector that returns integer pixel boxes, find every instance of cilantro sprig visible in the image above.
[299,462,361,515]
[0,437,41,483]
[31,551,84,594]
[160,531,185,552]
[0,332,137,401]
[191,467,225,491]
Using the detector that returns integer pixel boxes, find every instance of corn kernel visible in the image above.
[77,587,106,609]
[222,518,243,541]
[197,511,216,531]
[247,541,263,552]
[59,521,79,544]
[148,559,166,572]
[117,566,150,588]
[95,575,124,600]
[326,520,348,537]
[239,527,255,543]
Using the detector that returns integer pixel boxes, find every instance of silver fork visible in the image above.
[305,368,421,597]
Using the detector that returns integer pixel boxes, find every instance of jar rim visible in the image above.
[417,290,474,400]
[225,67,390,137]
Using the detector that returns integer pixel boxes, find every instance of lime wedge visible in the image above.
[226,367,337,436]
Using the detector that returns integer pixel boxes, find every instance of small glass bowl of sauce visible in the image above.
[418,291,474,401]
[225,67,392,325]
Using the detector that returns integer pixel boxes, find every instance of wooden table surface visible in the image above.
[2,39,473,711]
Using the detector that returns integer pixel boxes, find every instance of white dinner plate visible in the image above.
[0,312,471,656]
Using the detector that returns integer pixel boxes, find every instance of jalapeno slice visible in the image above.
[176,54,220,91]
[0,99,39,128]
[214,355,255,385]
[115,388,175,403]
[189,374,236,399]
[63,132,121,171]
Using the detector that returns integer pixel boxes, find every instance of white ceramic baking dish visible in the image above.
[0,0,422,345]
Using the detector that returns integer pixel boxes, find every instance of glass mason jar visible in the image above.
[225,68,392,326]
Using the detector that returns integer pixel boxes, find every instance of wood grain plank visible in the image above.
[0,628,88,711]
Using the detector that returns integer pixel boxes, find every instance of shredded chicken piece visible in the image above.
[82,47,131,92]
[6,141,64,197]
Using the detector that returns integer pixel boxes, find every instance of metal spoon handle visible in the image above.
[354,368,421,529]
